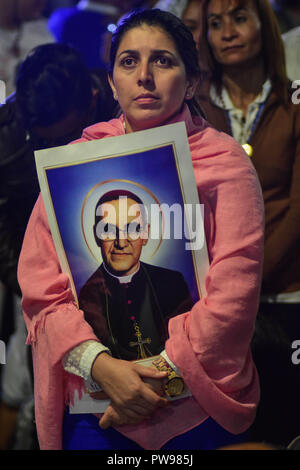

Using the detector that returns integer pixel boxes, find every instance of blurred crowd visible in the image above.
[0,0,300,451]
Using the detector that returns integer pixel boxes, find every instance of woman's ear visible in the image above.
[108,74,118,101]
[90,87,99,110]
[185,77,199,100]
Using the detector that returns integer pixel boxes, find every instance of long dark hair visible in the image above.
[109,8,205,117]
[200,0,289,103]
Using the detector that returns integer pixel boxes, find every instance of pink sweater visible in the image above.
[17,105,264,450]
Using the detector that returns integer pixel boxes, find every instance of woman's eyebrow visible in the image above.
[208,7,247,19]
[118,49,176,57]
[150,49,174,54]
[207,12,221,19]
[117,49,138,57]
[184,19,199,27]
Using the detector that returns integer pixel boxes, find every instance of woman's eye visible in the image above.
[155,56,171,66]
[209,20,221,30]
[235,15,247,23]
[120,57,136,67]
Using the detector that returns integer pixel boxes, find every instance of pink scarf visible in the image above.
[18,105,264,449]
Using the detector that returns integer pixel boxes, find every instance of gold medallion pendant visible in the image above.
[152,356,186,397]
[242,143,253,157]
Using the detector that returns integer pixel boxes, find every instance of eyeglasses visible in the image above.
[96,222,146,241]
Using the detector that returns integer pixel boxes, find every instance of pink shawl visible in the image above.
[17,105,264,450]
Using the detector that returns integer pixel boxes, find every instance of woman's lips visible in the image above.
[222,45,244,53]
[134,94,159,104]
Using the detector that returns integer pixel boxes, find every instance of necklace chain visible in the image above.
[219,88,265,156]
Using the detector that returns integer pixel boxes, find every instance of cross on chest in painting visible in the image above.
[129,322,152,359]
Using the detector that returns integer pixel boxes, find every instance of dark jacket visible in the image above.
[0,98,39,294]
[0,72,116,294]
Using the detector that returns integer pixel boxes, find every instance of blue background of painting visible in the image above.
[46,144,200,303]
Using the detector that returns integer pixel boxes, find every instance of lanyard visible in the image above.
[225,101,266,157]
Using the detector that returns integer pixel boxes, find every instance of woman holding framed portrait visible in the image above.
[18,9,264,450]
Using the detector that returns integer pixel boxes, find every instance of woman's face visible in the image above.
[109,24,197,133]
[207,0,263,68]
[182,0,203,46]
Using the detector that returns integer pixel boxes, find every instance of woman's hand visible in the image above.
[91,353,168,428]
[142,366,166,396]
[90,366,165,400]
[99,403,150,429]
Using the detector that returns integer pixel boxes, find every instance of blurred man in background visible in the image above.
[271,0,300,33]
[48,1,147,69]
[0,42,116,449]
[0,0,54,97]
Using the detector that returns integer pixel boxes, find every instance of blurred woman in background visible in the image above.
[197,0,300,447]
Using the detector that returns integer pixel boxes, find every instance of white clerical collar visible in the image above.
[103,262,140,284]
[77,1,120,16]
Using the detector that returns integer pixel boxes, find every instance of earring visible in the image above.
[186,92,190,99]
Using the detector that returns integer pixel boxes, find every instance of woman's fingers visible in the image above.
[134,363,168,380]
[138,381,169,408]
[99,406,123,429]
[116,398,162,417]
[99,404,145,429]
[88,389,166,416]
[91,354,168,417]
[143,376,165,396]
[113,381,168,412]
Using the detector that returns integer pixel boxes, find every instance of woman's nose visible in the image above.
[137,61,154,86]
[222,20,238,41]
